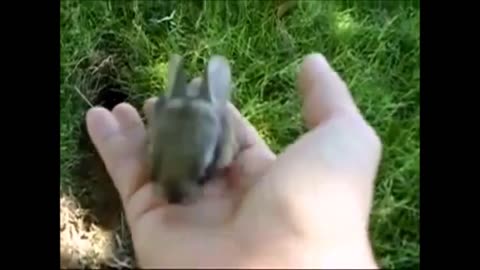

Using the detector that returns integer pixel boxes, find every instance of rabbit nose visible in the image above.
[163,181,188,204]
[165,186,184,204]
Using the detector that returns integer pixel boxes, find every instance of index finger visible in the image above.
[226,103,276,192]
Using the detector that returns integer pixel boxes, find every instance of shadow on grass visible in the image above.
[61,53,146,268]
[74,86,127,230]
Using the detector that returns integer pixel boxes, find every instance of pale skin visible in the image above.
[86,53,382,268]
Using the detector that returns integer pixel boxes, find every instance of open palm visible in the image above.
[86,53,381,268]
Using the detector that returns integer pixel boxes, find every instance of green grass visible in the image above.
[60,0,419,269]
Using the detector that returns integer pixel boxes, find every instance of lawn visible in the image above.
[60,0,420,268]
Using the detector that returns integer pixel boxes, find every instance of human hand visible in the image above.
[86,53,382,268]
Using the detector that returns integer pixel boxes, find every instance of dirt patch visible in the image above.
[61,85,137,269]
[60,195,134,269]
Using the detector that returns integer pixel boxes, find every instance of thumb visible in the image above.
[236,53,382,241]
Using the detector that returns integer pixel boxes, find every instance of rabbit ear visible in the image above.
[167,54,189,98]
[153,94,167,115]
[198,69,214,103]
[199,55,232,103]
